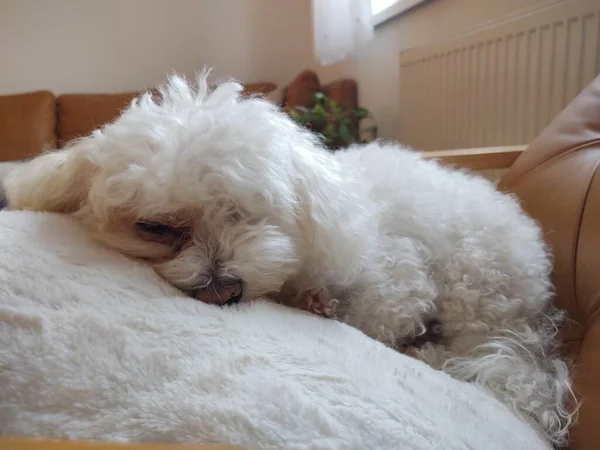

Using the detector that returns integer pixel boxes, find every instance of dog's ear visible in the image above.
[4,141,97,214]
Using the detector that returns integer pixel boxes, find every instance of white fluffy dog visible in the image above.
[4,73,574,445]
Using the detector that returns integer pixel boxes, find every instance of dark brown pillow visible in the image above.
[322,79,358,110]
[285,70,321,109]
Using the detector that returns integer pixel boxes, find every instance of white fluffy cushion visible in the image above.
[0,211,549,450]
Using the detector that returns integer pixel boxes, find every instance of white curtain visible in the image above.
[312,0,375,65]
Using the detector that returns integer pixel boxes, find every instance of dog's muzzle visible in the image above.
[192,278,244,306]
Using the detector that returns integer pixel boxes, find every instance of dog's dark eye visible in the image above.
[135,221,177,236]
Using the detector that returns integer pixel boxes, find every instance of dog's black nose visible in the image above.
[194,278,243,306]
[224,290,243,306]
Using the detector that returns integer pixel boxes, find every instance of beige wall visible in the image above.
[0,0,314,94]
[317,0,571,140]
[3,0,576,142]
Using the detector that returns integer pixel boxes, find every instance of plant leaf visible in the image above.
[353,107,369,120]
[361,124,378,139]
[286,92,377,148]
[323,123,338,139]
[339,120,354,144]
[313,104,327,116]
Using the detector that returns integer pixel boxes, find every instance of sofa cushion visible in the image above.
[57,83,277,147]
[57,92,139,147]
[0,91,56,161]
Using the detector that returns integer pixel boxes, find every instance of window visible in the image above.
[371,0,429,26]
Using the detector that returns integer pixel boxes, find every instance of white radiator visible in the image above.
[399,0,600,151]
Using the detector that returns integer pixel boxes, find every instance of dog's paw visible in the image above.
[297,288,339,319]
[396,316,444,355]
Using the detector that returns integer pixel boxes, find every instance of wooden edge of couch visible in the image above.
[419,145,527,171]
[0,437,246,450]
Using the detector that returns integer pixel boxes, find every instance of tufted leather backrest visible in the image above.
[498,75,600,450]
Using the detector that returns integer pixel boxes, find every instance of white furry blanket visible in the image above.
[0,211,549,450]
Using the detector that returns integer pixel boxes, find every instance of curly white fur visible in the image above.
[4,72,576,445]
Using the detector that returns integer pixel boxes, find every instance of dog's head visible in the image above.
[5,74,320,304]
[5,72,371,305]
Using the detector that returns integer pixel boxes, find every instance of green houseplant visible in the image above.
[287,92,378,150]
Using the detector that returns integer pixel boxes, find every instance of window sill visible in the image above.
[373,0,430,26]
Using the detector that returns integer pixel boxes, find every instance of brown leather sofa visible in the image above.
[0,70,356,162]
[498,74,600,450]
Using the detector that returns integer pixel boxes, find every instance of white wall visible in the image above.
[0,0,314,94]
[317,0,569,140]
